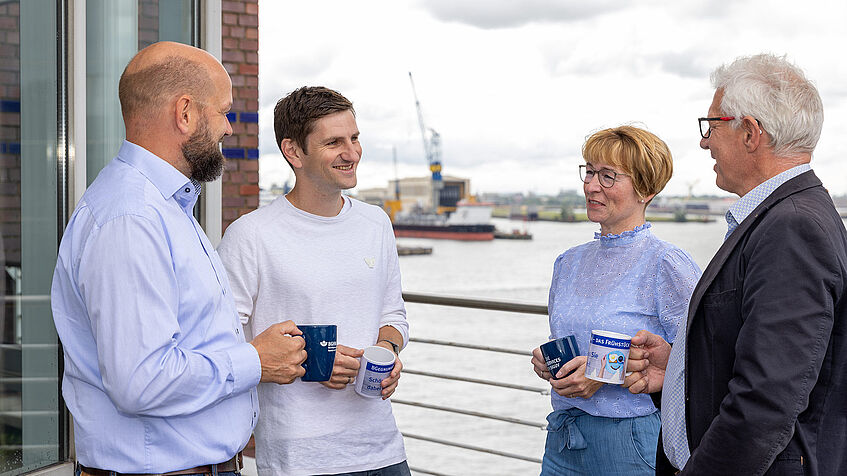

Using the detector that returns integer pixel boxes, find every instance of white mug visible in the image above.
[354,345,396,398]
[585,330,632,384]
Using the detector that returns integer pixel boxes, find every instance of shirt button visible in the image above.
[185,187,190,193]
[235,328,240,334]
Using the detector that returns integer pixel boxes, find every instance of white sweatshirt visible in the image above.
[218,195,408,476]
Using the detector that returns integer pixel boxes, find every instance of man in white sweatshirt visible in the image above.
[217,86,410,476]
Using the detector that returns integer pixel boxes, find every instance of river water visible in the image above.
[392,217,728,476]
[237,217,728,475]
[240,214,843,475]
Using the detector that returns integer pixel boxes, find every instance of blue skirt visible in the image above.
[540,408,659,476]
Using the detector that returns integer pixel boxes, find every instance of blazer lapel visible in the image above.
[685,171,823,334]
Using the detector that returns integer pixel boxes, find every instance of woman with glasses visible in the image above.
[531,126,701,475]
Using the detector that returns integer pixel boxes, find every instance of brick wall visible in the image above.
[0,1,260,254]
[0,0,20,271]
[137,0,260,232]
[220,0,259,231]
[0,0,20,443]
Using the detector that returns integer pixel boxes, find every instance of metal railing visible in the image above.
[402,292,547,315]
[1,294,51,303]
[398,292,550,475]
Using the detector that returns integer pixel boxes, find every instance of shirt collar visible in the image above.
[115,140,200,209]
[727,163,811,227]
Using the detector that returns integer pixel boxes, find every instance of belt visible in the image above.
[546,408,588,451]
[79,452,243,476]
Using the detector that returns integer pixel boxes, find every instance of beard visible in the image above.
[181,117,226,182]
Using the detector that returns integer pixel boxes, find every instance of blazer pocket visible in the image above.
[765,445,806,476]
[764,455,805,476]
[702,288,738,308]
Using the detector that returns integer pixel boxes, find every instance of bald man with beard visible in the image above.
[51,42,306,476]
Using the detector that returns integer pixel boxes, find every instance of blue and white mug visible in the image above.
[540,335,580,379]
[585,329,632,384]
[299,324,337,382]
[354,345,396,398]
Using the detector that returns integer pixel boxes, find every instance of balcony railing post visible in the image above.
[397,291,551,473]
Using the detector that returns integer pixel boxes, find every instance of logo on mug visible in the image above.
[606,351,626,373]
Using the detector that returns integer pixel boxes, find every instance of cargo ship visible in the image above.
[386,74,495,241]
[391,200,495,241]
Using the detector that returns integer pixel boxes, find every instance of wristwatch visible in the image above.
[378,339,400,355]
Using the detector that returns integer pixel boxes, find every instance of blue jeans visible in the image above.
[540,408,659,476]
[326,461,411,476]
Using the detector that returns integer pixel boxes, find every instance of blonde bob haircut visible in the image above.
[582,125,673,200]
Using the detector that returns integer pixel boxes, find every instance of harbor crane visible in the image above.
[408,72,444,212]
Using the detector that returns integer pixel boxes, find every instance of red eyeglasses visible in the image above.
[698,116,735,139]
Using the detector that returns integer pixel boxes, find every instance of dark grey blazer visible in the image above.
[678,171,847,476]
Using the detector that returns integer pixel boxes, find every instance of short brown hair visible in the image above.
[582,125,673,199]
[118,56,214,122]
[274,86,354,168]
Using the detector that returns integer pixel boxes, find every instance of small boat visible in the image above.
[493,228,533,240]
[396,245,433,256]
[508,204,539,221]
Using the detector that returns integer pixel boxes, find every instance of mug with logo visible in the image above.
[354,345,396,398]
[299,324,337,382]
[585,329,632,384]
[540,335,580,379]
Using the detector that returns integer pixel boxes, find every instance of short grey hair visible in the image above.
[711,53,823,158]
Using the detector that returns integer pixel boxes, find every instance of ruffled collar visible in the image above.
[594,222,652,246]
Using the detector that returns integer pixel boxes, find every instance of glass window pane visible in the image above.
[0,0,62,472]
[0,0,200,473]
[85,0,199,183]
[85,0,136,186]
[140,0,197,48]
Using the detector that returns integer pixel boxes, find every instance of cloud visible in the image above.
[416,0,620,29]
[814,66,847,103]
[258,0,847,196]
[259,48,336,104]
[656,52,714,79]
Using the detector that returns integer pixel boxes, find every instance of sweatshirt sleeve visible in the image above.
[217,216,260,333]
[379,215,409,346]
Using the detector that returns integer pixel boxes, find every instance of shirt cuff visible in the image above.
[384,323,409,348]
[228,342,262,393]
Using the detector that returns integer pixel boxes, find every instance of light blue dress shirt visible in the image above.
[547,223,701,417]
[725,163,812,239]
[51,141,261,472]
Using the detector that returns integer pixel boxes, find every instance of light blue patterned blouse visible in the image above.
[547,223,701,417]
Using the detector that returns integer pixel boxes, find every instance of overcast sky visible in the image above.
[257,0,847,197]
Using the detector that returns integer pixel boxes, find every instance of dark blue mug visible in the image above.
[540,335,580,379]
[299,325,337,382]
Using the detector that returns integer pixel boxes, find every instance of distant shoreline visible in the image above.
[493,208,717,223]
